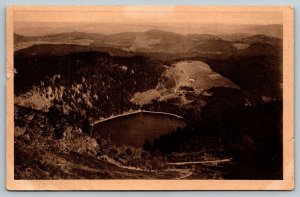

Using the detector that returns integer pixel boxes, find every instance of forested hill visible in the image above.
[14,44,165,123]
[14,44,133,58]
[14,44,163,93]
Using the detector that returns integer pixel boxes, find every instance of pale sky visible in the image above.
[14,9,283,24]
[13,7,283,36]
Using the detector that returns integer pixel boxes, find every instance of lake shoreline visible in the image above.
[92,109,185,125]
[91,110,187,147]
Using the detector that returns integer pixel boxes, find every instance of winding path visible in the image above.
[99,155,194,179]
[167,158,232,166]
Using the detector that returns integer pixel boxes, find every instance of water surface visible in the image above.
[92,112,187,147]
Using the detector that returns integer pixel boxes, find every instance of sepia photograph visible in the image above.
[6,6,294,190]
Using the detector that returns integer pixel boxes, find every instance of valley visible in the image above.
[14,28,283,180]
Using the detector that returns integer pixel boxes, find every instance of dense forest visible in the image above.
[15,47,165,132]
[14,30,283,179]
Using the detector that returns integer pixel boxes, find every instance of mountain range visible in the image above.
[14,29,282,57]
[14,29,282,97]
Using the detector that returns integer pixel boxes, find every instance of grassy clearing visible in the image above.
[131,61,238,106]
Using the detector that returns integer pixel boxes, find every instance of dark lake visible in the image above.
[92,112,187,147]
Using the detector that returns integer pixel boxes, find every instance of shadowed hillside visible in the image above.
[14,29,283,180]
